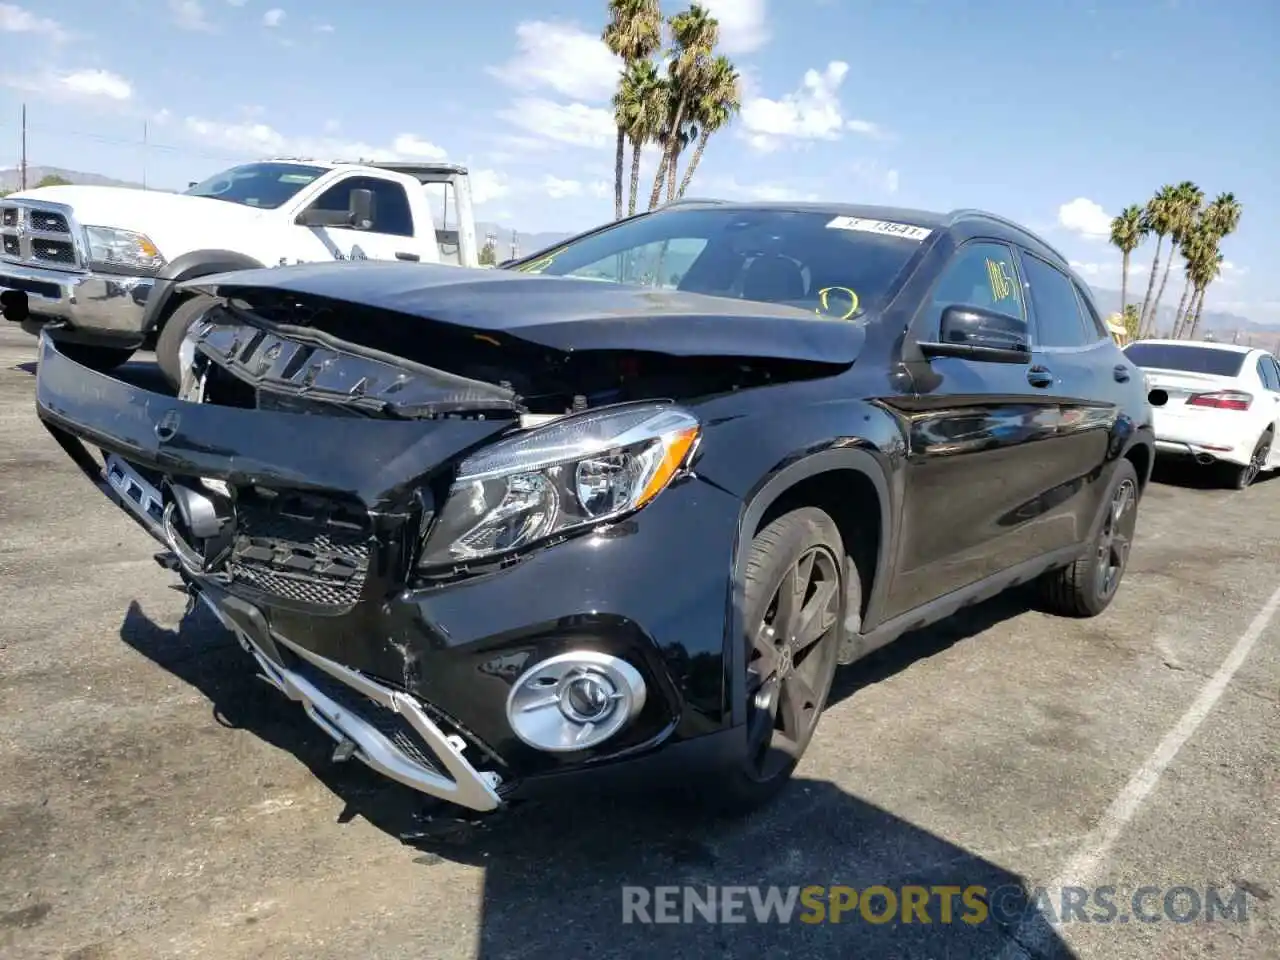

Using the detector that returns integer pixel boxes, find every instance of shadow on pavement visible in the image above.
[119,597,1073,959]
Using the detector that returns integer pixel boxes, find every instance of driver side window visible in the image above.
[927,241,1025,336]
[304,176,414,237]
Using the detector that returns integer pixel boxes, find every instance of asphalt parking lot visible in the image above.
[0,324,1276,960]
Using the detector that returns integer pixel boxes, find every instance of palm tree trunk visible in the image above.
[1138,236,1164,336]
[647,148,669,211]
[1170,275,1193,338]
[1150,252,1176,332]
[676,130,710,199]
[1185,287,1207,339]
[627,141,643,217]
[663,96,688,202]
[613,128,625,221]
[1120,252,1129,315]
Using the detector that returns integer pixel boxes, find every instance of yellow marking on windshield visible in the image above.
[516,250,564,274]
[815,286,860,321]
[472,334,502,347]
[985,258,1018,305]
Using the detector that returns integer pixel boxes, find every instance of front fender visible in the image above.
[140,249,265,332]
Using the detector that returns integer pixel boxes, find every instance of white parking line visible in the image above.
[999,580,1280,959]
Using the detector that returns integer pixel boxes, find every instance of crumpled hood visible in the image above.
[10,185,268,254]
[186,260,870,365]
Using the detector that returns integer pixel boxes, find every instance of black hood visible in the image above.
[182,260,869,366]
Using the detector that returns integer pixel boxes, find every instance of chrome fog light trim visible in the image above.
[505,651,647,752]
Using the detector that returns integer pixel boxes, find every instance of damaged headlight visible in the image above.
[418,402,700,567]
[82,226,166,274]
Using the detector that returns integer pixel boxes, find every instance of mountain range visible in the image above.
[3,165,1271,345]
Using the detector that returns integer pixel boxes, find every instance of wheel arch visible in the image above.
[141,249,265,334]
[726,446,895,726]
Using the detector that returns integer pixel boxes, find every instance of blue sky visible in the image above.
[2,0,1278,321]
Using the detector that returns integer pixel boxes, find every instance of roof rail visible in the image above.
[947,208,1073,266]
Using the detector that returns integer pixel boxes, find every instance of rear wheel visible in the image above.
[711,507,846,816]
[155,294,217,392]
[1038,458,1140,618]
[1226,432,1271,490]
[53,341,135,373]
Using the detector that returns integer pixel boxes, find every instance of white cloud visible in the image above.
[0,3,67,41]
[489,21,621,103]
[846,118,890,140]
[544,175,584,199]
[169,0,214,31]
[740,61,860,150]
[884,168,899,194]
[227,0,248,5]
[57,69,133,101]
[316,23,334,33]
[263,8,284,27]
[707,176,820,203]
[183,116,447,163]
[496,97,615,149]
[1069,259,1148,278]
[702,0,770,54]
[1058,197,1112,240]
[469,170,510,206]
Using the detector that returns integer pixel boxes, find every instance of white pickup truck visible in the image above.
[0,158,481,387]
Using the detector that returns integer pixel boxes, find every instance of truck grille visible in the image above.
[226,488,373,610]
[0,200,85,272]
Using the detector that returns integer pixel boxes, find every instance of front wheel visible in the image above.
[711,506,847,816]
[155,294,218,392]
[1038,458,1140,618]
[53,341,135,373]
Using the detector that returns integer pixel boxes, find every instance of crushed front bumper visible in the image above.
[34,332,746,812]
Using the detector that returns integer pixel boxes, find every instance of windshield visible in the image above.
[509,208,928,320]
[1124,342,1247,377]
[184,162,329,209]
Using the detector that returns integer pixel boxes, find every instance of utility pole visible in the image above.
[510,230,518,260]
[19,103,27,190]
[142,120,148,190]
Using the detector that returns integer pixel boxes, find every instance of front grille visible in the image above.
[284,654,444,772]
[0,201,83,272]
[226,488,372,610]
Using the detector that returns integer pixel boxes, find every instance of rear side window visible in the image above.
[1123,342,1246,377]
[1072,281,1110,340]
[1020,254,1091,348]
[1257,356,1280,391]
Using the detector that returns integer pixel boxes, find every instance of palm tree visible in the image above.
[603,0,662,220]
[647,4,719,210]
[1170,219,1211,338]
[1109,204,1146,316]
[1149,181,1203,332]
[1137,184,1179,336]
[615,59,666,216]
[1184,248,1223,340]
[1181,193,1241,340]
[675,55,741,199]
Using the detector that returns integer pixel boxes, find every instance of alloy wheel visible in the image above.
[1239,436,1270,488]
[1095,478,1138,599]
[744,545,841,781]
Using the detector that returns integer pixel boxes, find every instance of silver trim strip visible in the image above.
[104,453,165,537]
[199,593,503,812]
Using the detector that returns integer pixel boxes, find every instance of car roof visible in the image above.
[1131,338,1258,355]
[666,199,1070,270]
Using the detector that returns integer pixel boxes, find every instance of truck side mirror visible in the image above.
[348,188,374,229]
[296,187,377,230]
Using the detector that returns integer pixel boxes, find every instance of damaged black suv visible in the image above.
[34,200,1154,821]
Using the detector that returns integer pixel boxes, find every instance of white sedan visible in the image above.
[1123,338,1280,489]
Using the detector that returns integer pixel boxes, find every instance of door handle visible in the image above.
[1027,365,1054,388]
[1113,364,1130,383]
[395,251,420,262]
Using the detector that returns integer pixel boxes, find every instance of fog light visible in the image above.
[505,651,646,752]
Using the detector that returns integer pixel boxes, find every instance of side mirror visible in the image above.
[919,304,1030,364]
[295,187,376,229]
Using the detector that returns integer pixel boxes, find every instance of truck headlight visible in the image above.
[83,226,166,274]
[418,402,700,567]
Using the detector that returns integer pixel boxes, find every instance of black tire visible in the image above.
[155,294,217,392]
[1225,431,1271,490]
[1038,458,1140,618]
[53,341,135,373]
[710,506,846,816]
